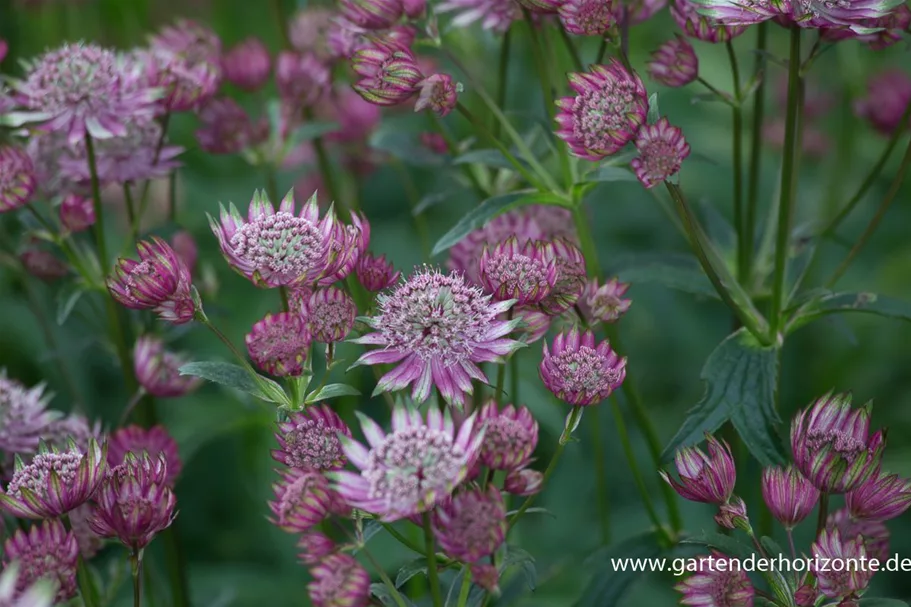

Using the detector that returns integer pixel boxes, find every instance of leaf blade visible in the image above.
[178,361,287,404]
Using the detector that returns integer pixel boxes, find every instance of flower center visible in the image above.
[28,45,120,113]
[574,82,640,151]
[230,211,326,283]
[284,420,346,471]
[310,297,354,340]
[8,450,82,499]
[483,418,533,460]
[248,316,309,370]
[640,140,679,180]
[574,0,613,33]
[806,429,867,461]
[550,346,615,397]
[484,254,551,298]
[590,293,624,320]
[277,472,325,523]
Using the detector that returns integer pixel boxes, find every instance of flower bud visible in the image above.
[647,36,698,88]
[414,73,460,116]
[222,37,271,92]
[59,194,95,233]
[660,434,735,504]
[505,468,543,496]
[352,40,424,106]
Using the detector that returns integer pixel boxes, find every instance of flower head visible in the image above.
[761,465,819,529]
[479,236,558,305]
[331,406,484,521]
[630,117,690,188]
[288,8,337,57]
[790,0,906,30]
[108,425,182,486]
[146,19,222,112]
[268,468,345,532]
[436,0,521,32]
[540,327,625,406]
[684,0,789,25]
[674,551,754,607]
[0,439,107,519]
[577,277,632,325]
[555,60,649,160]
[107,236,197,324]
[356,252,401,291]
[276,51,331,110]
[647,36,698,87]
[513,306,552,344]
[195,97,267,155]
[846,467,911,521]
[19,250,68,282]
[660,434,736,504]
[306,287,358,343]
[89,452,176,549]
[812,526,875,600]
[826,507,890,563]
[297,531,336,565]
[14,43,158,144]
[504,468,543,496]
[0,560,57,607]
[133,335,201,398]
[245,311,312,377]
[854,70,911,136]
[538,238,586,316]
[340,0,405,29]
[670,0,747,42]
[272,405,352,471]
[0,146,37,214]
[222,37,271,91]
[2,519,78,602]
[307,553,371,607]
[433,486,507,562]
[352,40,424,106]
[0,371,59,455]
[821,4,911,49]
[559,0,615,35]
[514,0,561,12]
[414,74,460,116]
[352,268,523,407]
[58,194,94,233]
[477,400,538,470]
[791,392,885,494]
[421,130,448,153]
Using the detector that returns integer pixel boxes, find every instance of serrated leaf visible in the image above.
[575,531,665,607]
[453,149,530,171]
[178,361,288,404]
[370,583,418,607]
[306,383,361,403]
[582,166,638,183]
[395,558,428,588]
[56,283,86,325]
[647,93,659,124]
[787,292,911,334]
[661,329,785,466]
[431,190,567,256]
[370,130,445,167]
[609,253,720,300]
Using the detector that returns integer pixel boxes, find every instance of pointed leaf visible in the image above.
[370,583,418,607]
[56,282,86,325]
[306,383,361,403]
[574,531,666,607]
[647,93,659,124]
[413,191,453,216]
[610,253,720,300]
[178,361,288,405]
[394,558,428,588]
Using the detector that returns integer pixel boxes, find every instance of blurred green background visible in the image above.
[1,0,911,605]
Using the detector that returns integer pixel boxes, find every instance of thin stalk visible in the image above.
[826,134,911,287]
[380,522,425,554]
[23,205,96,284]
[167,171,177,223]
[559,27,584,72]
[816,492,829,537]
[510,353,519,404]
[769,26,802,338]
[571,205,601,276]
[726,41,747,282]
[85,134,108,268]
[131,551,143,607]
[279,286,290,312]
[697,78,735,107]
[427,112,487,199]
[456,569,472,607]
[313,135,347,214]
[124,184,137,234]
[495,311,512,398]
[392,159,431,257]
[423,513,444,607]
[619,7,631,68]
[787,528,796,558]
[136,112,172,236]
[745,23,768,280]
[595,37,608,65]
[358,543,409,607]
[493,27,512,141]
[590,406,610,544]
[270,0,292,48]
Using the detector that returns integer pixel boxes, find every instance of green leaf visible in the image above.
[431,190,568,256]
[582,166,639,183]
[178,361,288,405]
[502,545,537,591]
[369,130,446,167]
[575,531,665,607]
[679,530,756,560]
[453,149,530,171]
[56,283,86,325]
[370,583,418,607]
[661,329,785,466]
[859,600,911,607]
[305,383,361,403]
[394,558,428,588]
[413,191,453,216]
[609,253,720,300]
[647,93,659,124]
[77,556,102,607]
[787,291,911,334]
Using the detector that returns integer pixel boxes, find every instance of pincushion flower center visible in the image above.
[8,450,82,499]
[230,211,325,280]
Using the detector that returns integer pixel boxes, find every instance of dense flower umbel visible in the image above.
[0,371,59,455]
[89,453,176,549]
[307,553,371,607]
[108,425,182,486]
[297,531,336,565]
[221,37,271,91]
[791,392,885,494]
[827,507,890,562]
[133,335,201,398]
[356,252,400,291]
[505,468,543,495]
[0,439,107,519]
[268,468,345,532]
[854,70,911,136]
[13,43,158,144]
[331,406,483,521]
[436,0,521,32]
[108,237,197,324]
[846,468,911,521]
[272,405,352,471]
[791,0,907,30]
[630,118,691,188]
[675,551,754,607]
[433,486,507,562]
[246,312,312,377]
[577,277,632,325]
[555,60,649,160]
[559,0,615,35]
[145,19,222,112]
[540,328,626,407]
[351,268,522,407]
[195,97,267,155]
[276,51,331,110]
[477,400,538,470]
[414,74,460,116]
[58,194,94,233]
[2,519,78,602]
[306,287,358,343]
[812,527,874,600]
[647,37,698,88]
[670,0,747,42]
[0,561,56,607]
[539,238,586,316]
[479,236,558,305]
[684,0,789,25]
[661,434,736,504]
[821,5,911,49]
[761,466,819,529]
[318,210,371,286]
[0,146,37,213]
[352,40,424,106]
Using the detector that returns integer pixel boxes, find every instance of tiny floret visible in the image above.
[675,551,754,607]
[476,400,539,471]
[660,434,736,505]
[479,236,558,306]
[245,311,312,377]
[108,425,182,486]
[539,327,626,406]
[761,465,819,529]
[0,146,37,214]
[647,36,699,88]
[305,287,358,343]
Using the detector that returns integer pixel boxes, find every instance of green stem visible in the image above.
[85,134,108,269]
[195,308,275,402]
[136,112,171,238]
[590,406,610,544]
[359,543,409,607]
[510,352,519,405]
[423,513,444,607]
[456,569,473,607]
[816,492,829,537]
[745,23,768,283]
[131,551,143,607]
[595,37,608,65]
[697,77,735,107]
[313,136,347,214]
[826,134,911,287]
[279,286,290,312]
[167,171,177,223]
[380,522,425,554]
[492,27,512,142]
[571,204,601,276]
[124,184,137,235]
[392,158,431,257]
[559,27,584,72]
[495,311,512,398]
[769,26,802,338]
[76,554,102,607]
[726,41,747,282]
[270,0,292,48]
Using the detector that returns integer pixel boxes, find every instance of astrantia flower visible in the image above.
[647,36,698,88]
[13,42,158,144]
[58,194,94,233]
[268,468,344,532]
[0,439,107,519]
[479,236,558,305]
[437,0,521,32]
[660,434,736,504]
[577,277,632,325]
[846,468,911,521]
[0,145,37,213]
[356,252,400,291]
[89,452,176,549]
[210,190,338,287]
[276,51,331,110]
[246,311,312,377]
[539,238,586,316]
[540,327,626,406]
[675,551,754,607]
[171,230,198,274]
[352,40,424,106]
[2,519,78,602]
[0,370,59,455]
[555,59,649,160]
[0,561,57,607]
[791,392,885,494]
[854,70,911,136]
[320,86,383,144]
[19,250,68,283]
[559,0,615,35]
[307,553,371,607]
[477,400,538,470]
[330,406,483,521]
[108,236,198,324]
[305,287,357,343]
[513,306,551,344]
[761,465,819,529]
[340,0,404,29]
[630,118,690,188]
[821,4,911,49]
[317,210,371,286]
[146,19,222,112]
[685,0,789,25]
[351,268,523,407]
[433,486,507,562]
[298,531,336,565]
[827,507,890,563]
[195,97,267,155]
[670,0,747,42]
[273,405,352,471]
[414,73,460,116]
[812,526,874,599]
[515,0,561,13]
[222,37,271,92]
[504,467,543,495]
[133,335,202,398]
[108,425,182,486]
[790,0,906,30]
[289,8,337,56]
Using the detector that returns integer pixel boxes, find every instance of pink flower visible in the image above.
[58,194,94,233]
[433,486,507,562]
[761,465,819,529]
[559,0,615,35]
[107,424,182,486]
[811,526,874,600]
[660,434,736,504]
[414,74,460,116]
[846,467,911,521]
[540,327,626,406]
[647,36,698,87]
[854,70,911,136]
[307,553,371,607]
[0,145,37,213]
[276,51,331,110]
[19,249,68,283]
[630,118,691,188]
[670,0,747,42]
[145,19,222,112]
[538,238,586,316]
[272,405,352,471]
[479,236,558,305]
[352,39,424,106]
[305,286,358,343]
[820,5,911,49]
[340,0,405,29]
[675,551,754,607]
[221,37,271,92]
[476,400,538,470]
[133,335,202,398]
[437,0,521,31]
[246,311,312,377]
[577,277,632,325]
[356,252,401,291]
[195,97,268,155]
[504,468,543,495]
[2,519,78,602]
[826,507,890,563]
[0,371,59,455]
[288,8,338,57]
[322,87,382,143]
[268,468,347,532]
[297,531,336,565]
